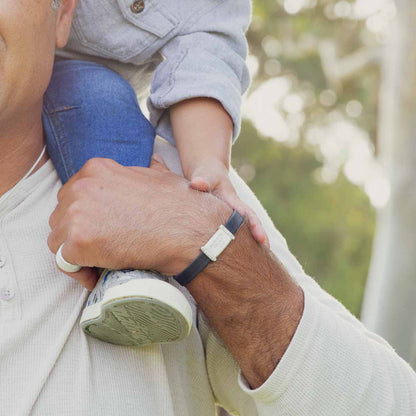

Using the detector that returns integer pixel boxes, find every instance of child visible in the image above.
[45,0,267,347]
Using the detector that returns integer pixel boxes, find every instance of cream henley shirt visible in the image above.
[0,138,415,416]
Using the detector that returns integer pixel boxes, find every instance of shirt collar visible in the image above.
[0,159,55,218]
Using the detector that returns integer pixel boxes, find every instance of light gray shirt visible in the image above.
[61,0,251,144]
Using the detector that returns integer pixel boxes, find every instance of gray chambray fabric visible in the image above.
[64,0,252,144]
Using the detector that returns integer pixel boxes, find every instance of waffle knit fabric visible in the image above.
[0,138,415,415]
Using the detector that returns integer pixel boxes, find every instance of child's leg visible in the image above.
[42,59,155,184]
[42,60,192,347]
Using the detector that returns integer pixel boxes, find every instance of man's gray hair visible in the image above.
[51,0,61,11]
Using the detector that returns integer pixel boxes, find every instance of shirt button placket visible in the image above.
[0,286,15,301]
[0,246,14,302]
[0,237,20,320]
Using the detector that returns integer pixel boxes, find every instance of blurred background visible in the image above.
[232,0,416,366]
[233,0,392,316]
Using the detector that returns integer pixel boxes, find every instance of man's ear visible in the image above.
[55,0,79,49]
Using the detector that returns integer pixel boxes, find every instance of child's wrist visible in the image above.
[183,157,229,181]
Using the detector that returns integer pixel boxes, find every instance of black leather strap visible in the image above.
[174,210,244,286]
[225,209,245,235]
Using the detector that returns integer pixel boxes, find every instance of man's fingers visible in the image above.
[47,223,65,255]
[61,266,98,291]
[48,194,74,230]
[56,243,82,273]
[48,216,99,291]
[55,241,98,290]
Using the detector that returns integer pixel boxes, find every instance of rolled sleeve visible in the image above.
[147,0,251,144]
[237,290,416,415]
[197,162,416,415]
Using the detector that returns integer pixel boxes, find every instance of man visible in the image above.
[0,1,415,415]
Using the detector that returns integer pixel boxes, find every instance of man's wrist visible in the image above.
[186,218,304,388]
[164,194,233,277]
[174,210,244,286]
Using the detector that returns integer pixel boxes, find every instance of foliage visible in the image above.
[233,121,375,316]
[232,0,391,315]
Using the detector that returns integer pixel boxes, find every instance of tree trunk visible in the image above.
[361,0,416,368]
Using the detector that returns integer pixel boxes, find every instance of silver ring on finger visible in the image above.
[56,243,82,273]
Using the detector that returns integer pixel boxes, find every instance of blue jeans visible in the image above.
[42,60,155,184]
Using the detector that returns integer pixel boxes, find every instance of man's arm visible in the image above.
[188,220,304,388]
[47,152,416,414]
[48,154,302,387]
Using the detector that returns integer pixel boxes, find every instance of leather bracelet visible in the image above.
[174,210,244,286]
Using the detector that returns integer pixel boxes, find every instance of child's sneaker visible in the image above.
[80,269,193,346]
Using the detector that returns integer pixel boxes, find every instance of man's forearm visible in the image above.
[48,149,416,412]
[187,218,304,389]
[47,155,304,388]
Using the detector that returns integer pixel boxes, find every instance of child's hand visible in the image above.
[170,97,268,247]
[188,158,269,248]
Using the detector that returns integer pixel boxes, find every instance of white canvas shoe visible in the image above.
[80,269,193,346]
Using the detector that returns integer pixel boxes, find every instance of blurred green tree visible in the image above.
[232,0,395,316]
[233,121,374,316]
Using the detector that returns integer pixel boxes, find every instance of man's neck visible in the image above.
[0,120,48,198]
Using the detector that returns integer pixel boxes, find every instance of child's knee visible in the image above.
[46,59,140,112]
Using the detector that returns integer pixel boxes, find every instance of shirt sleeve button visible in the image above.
[130,1,145,14]
[0,287,15,301]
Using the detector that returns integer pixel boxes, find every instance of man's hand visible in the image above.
[48,155,230,289]
[48,153,303,389]
[189,158,269,248]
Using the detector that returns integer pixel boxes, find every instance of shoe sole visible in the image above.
[80,279,193,346]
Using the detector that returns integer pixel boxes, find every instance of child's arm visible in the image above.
[148,0,251,147]
[170,97,268,246]
[141,1,266,242]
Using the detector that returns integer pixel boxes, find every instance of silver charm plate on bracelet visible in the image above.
[201,225,235,262]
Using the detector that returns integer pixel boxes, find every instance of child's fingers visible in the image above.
[217,187,269,248]
[62,267,99,291]
[188,172,270,248]
[234,199,270,248]
[190,176,211,192]
[248,209,270,249]
[189,164,226,193]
